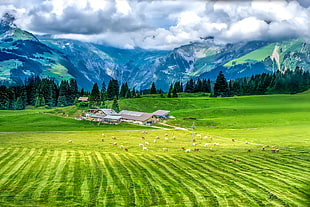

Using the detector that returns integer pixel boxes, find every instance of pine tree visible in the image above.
[150,82,157,94]
[90,83,100,103]
[213,71,229,97]
[112,99,120,113]
[0,86,9,110]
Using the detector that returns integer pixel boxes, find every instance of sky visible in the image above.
[1,0,310,50]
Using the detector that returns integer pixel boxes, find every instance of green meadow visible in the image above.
[0,91,310,206]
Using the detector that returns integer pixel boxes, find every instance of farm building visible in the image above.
[153,110,170,119]
[78,97,89,102]
[87,109,117,116]
[102,115,122,124]
[118,110,157,125]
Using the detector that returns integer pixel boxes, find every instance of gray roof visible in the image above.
[120,112,155,122]
[99,109,117,115]
[153,110,170,116]
[118,110,144,117]
[103,115,122,120]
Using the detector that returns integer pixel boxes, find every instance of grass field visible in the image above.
[0,92,310,206]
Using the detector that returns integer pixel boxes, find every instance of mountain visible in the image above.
[1,15,309,91]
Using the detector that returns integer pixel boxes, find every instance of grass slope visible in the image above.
[0,92,310,206]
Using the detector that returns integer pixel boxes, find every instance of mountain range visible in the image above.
[1,16,309,91]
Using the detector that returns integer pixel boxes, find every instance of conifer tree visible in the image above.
[150,82,157,94]
[213,71,229,97]
[112,99,120,113]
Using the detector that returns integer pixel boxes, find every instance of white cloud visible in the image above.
[1,0,310,50]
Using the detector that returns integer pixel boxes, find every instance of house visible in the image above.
[103,115,122,124]
[118,110,157,125]
[87,109,117,116]
[153,110,170,119]
[78,97,89,102]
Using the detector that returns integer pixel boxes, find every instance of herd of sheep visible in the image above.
[67,131,280,153]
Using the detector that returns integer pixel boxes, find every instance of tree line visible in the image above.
[0,67,309,110]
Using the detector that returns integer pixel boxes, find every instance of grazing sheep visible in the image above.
[209,148,213,151]
[120,145,125,149]
[204,143,209,147]
[213,143,219,146]
[155,136,160,139]
[102,133,105,137]
[196,134,202,139]
[247,148,251,152]
[101,138,104,142]
[191,143,196,146]
[142,146,148,151]
[181,146,185,150]
[145,141,149,145]
[153,139,157,143]
[203,136,208,139]
[113,142,117,145]
[232,139,235,142]
[185,149,191,153]
[173,136,176,140]
[262,147,265,151]
[141,136,145,140]
[165,133,169,136]
[194,148,199,151]
[271,148,280,153]
[162,148,168,151]
[192,138,196,142]
[124,148,128,151]
[164,137,169,141]
[68,140,72,143]
[139,144,144,147]
[245,141,249,144]
[142,131,148,134]
[112,136,117,140]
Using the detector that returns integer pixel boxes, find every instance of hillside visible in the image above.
[1,14,310,91]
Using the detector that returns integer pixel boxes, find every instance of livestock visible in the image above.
[145,141,149,145]
[262,147,265,151]
[203,136,208,139]
[245,141,249,144]
[247,148,251,152]
[113,142,117,145]
[232,139,235,142]
[142,131,148,134]
[139,144,144,147]
[124,148,128,151]
[120,145,125,149]
[68,140,72,143]
[204,143,209,147]
[155,136,160,139]
[271,148,280,153]
[142,146,148,151]
[112,136,117,140]
[164,137,169,141]
[165,133,169,136]
[101,138,104,142]
[213,143,219,146]
[172,136,176,140]
[162,148,168,151]
[153,139,157,143]
[194,148,199,151]
[209,148,213,151]
[185,149,191,153]
[192,138,196,142]
[141,136,145,140]
[180,146,185,150]
[196,134,202,139]
[102,133,105,137]
[191,143,196,146]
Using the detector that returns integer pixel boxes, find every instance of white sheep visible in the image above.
[204,143,209,147]
[145,141,149,145]
[196,134,202,139]
[120,145,125,149]
[102,133,105,137]
[164,137,169,141]
[142,146,148,151]
[185,149,191,153]
[203,136,208,139]
[191,143,196,146]
[139,143,144,147]
[172,136,176,140]
[113,142,117,145]
[162,148,168,151]
[68,140,72,143]
[112,136,117,140]
[153,139,157,143]
[155,136,160,139]
[165,133,168,136]
[213,143,219,146]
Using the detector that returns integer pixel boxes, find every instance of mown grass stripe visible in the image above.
[155,154,214,206]
[101,153,128,206]
[0,148,35,190]
[88,152,104,206]
[142,154,197,206]
[119,154,162,206]
[183,155,269,207]
[125,153,169,206]
[173,154,255,207]
[108,153,136,206]
[0,148,30,183]
[8,148,48,203]
[135,154,188,205]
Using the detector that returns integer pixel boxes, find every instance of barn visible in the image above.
[118,110,157,125]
